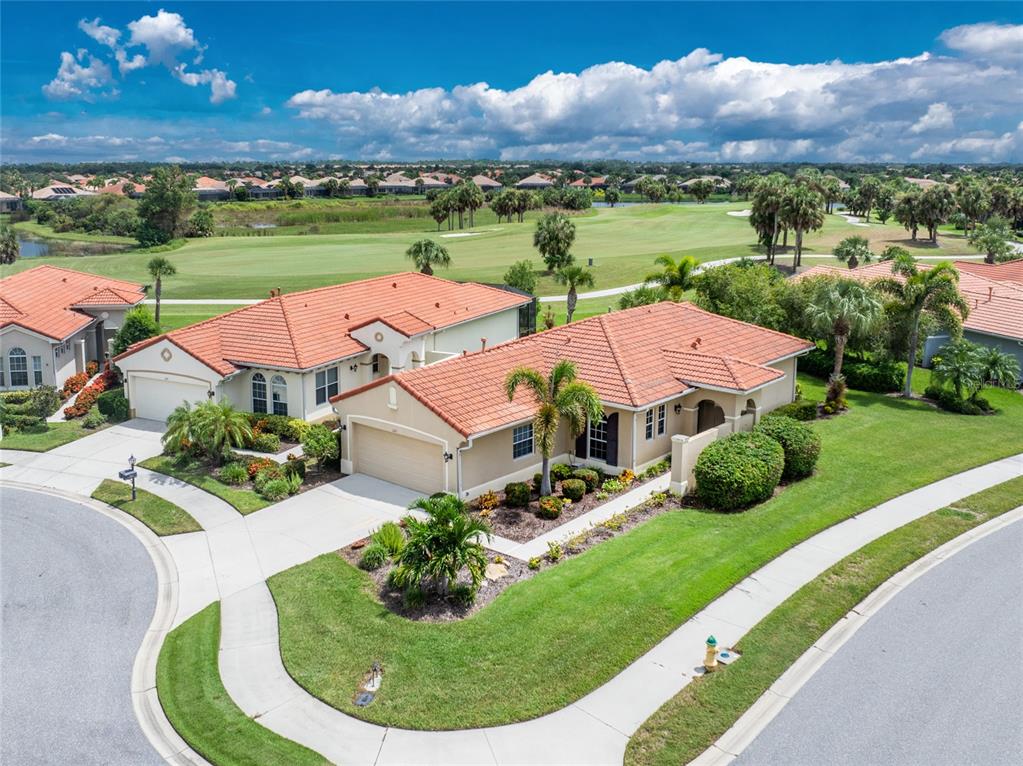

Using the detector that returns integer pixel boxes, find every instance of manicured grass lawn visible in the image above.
[625,475,1023,766]
[91,478,201,536]
[156,304,236,331]
[0,420,106,452]
[139,455,268,514]
[157,603,328,766]
[267,375,1023,729]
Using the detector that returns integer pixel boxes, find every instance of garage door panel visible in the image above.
[130,376,208,422]
[353,424,444,495]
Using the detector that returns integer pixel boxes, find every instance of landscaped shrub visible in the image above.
[504,482,531,508]
[63,370,117,418]
[571,468,600,491]
[537,495,565,519]
[450,584,477,607]
[601,478,627,494]
[219,462,248,485]
[259,478,290,501]
[287,418,310,442]
[694,431,785,511]
[550,463,572,482]
[302,424,338,468]
[247,457,274,479]
[371,521,406,557]
[97,388,130,422]
[472,490,501,515]
[82,405,108,429]
[27,386,63,418]
[282,457,306,481]
[769,399,819,421]
[754,416,822,480]
[254,465,284,491]
[640,459,671,480]
[247,413,308,441]
[532,473,544,492]
[62,372,91,397]
[561,478,586,502]
[0,391,32,405]
[619,468,636,486]
[251,431,282,453]
[924,384,992,415]
[799,348,904,392]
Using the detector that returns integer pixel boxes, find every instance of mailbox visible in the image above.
[118,469,138,481]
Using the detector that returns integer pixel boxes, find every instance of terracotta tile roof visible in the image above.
[0,265,145,341]
[335,302,812,437]
[472,175,501,187]
[515,173,553,187]
[116,272,530,376]
[953,259,1023,287]
[193,176,227,190]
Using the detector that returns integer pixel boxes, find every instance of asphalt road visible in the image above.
[738,516,1023,766]
[1,488,162,765]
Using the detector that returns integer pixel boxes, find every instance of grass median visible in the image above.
[139,455,269,514]
[0,420,106,452]
[91,479,201,535]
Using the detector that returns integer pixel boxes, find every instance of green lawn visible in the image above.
[91,478,201,535]
[266,373,1023,730]
[625,475,1023,766]
[157,603,328,766]
[0,420,105,452]
[139,455,267,514]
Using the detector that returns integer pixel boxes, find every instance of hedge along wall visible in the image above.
[669,426,724,493]
[798,348,906,392]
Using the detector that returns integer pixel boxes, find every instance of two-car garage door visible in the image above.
[352,424,445,495]
[128,375,209,422]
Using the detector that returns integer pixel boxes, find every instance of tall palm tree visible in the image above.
[0,225,19,265]
[644,254,699,301]
[806,278,882,378]
[147,256,177,326]
[405,239,451,276]
[505,360,604,496]
[533,213,576,271]
[780,185,825,267]
[749,173,788,263]
[875,256,969,398]
[554,265,595,323]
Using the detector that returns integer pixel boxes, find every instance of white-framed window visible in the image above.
[512,423,534,459]
[32,356,43,386]
[271,375,288,416]
[645,408,654,439]
[0,356,5,386]
[588,416,608,461]
[657,404,666,435]
[251,373,267,413]
[315,366,338,405]
[8,347,28,387]
[372,354,381,374]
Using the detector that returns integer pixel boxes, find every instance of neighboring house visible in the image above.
[344,177,369,196]
[0,265,145,390]
[797,262,1023,370]
[193,176,230,201]
[99,179,146,197]
[954,259,1023,288]
[113,272,532,422]
[472,174,503,193]
[904,177,941,190]
[569,176,606,190]
[622,174,666,193]
[416,176,449,193]
[30,184,96,201]
[331,302,812,497]
[515,173,554,190]
[379,173,418,194]
[0,191,23,212]
[680,175,731,190]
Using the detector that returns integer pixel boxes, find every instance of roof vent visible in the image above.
[435,302,440,308]
[481,338,487,352]
[392,282,398,288]
[344,312,350,319]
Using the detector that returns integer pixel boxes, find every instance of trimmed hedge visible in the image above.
[247,413,308,442]
[769,399,819,421]
[798,348,905,393]
[550,463,573,482]
[537,495,564,519]
[694,432,784,511]
[754,416,822,480]
[504,482,530,508]
[571,468,600,491]
[97,388,130,422]
[561,478,586,501]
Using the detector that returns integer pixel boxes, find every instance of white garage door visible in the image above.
[130,375,209,421]
[352,424,444,495]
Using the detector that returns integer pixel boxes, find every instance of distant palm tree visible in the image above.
[405,239,451,276]
[875,256,969,397]
[644,254,699,301]
[505,360,603,496]
[147,256,177,325]
[533,213,576,271]
[806,278,882,378]
[554,265,595,323]
[780,185,825,267]
[0,225,19,265]
[834,236,873,270]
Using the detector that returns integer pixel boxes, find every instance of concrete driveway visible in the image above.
[0,488,162,765]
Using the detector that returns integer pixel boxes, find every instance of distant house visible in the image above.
[680,175,731,190]
[0,191,24,212]
[192,176,230,201]
[30,184,96,201]
[345,177,369,196]
[904,177,941,190]
[622,174,666,193]
[416,176,449,193]
[515,173,554,190]
[99,179,146,198]
[472,174,502,193]
[428,172,462,184]
[380,173,418,194]
[570,176,606,190]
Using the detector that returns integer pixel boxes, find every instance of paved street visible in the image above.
[738,517,1023,766]
[1,488,162,766]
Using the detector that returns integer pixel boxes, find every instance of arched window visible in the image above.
[271,375,288,416]
[8,347,28,387]
[251,373,267,413]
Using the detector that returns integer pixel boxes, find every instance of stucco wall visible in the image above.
[0,327,91,389]
[459,418,575,494]
[428,308,519,356]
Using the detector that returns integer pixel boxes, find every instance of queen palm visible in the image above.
[780,184,825,267]
[806,278,882,379]
[505,360,603,496]
[644,254,699,301]
[555,265,595,323]
[875,256,969,398]
[147,256,177,325]
[405,239,451,275]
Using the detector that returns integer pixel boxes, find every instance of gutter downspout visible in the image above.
[456,437,474,498]
[631,411,638,471]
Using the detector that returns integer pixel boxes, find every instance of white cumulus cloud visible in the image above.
[42,49,114,100]
[910,102,955,134]
[941,22,1023,60]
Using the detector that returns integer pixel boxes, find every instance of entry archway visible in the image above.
[696,399,726,432]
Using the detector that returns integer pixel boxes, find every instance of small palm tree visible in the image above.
[193,400,252,465]
[932,340,985,401]
[834,236,873,270]
[0,225,19,265]
[806,278,882,379]
[979,346,1020,389]
[147,256,177,326]
[533,213,576,272]
[405,239,451,276]
[554,265,595,323]
[162,401,196,454]
[644,254,699,301]
[505,360,604,496]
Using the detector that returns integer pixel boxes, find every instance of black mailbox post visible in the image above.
[118,454,138,501]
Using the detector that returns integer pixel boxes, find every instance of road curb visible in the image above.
[0,481,210,766]
[690,504,1023,765]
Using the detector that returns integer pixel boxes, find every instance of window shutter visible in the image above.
[575,428,588,460]
[605,413,619,466]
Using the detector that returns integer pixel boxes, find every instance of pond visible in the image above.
[17,235,51,258]
[16,233,130,258]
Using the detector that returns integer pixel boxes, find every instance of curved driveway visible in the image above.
[1,488,162,765]
[738,517,1023,766]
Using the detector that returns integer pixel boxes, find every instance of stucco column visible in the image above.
[75,338,86,374]
[669,435,689,495]
[681,405,698,435]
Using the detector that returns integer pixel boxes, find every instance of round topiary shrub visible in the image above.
[571,468,599,491]
[561,478,586,502]
[537,495,564,519]
[550,463,572,482]
[755,416,822,481]
[694,431,784,511]
[504,481,531,508]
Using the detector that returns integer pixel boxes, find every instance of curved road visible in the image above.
[1,488,162,765]
[738,517,1023,766]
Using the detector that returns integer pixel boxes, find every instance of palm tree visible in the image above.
[980,346,1020,389]
[806,278,882,378]
[554,265,595,323]
[644,254,698,301]
[932,340,985,401]
[533,212,576,271]
[780,185,825,267]
[749,173,788,263]
[0,225,19,265]
[875,257,969,398]
[505,360,603,496]
[147,256,177,326]
[405,239,451,276]
[193,400,253,465]
[833,236,873,269]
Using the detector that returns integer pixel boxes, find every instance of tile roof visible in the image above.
[515,173,553,187]
[953,259,1023,287]
[116,272,530,376]
[193,176,227,190]
[0,265,145,341]
[335,302,812,437]
[471,175,501,187]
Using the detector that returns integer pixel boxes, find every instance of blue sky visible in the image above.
[2,2,1022,163]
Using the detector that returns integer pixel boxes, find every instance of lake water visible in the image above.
[16,235,50,258]
[15,233,130,258]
